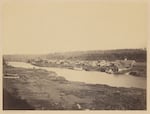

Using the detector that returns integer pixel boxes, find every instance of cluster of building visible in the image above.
[28,58,136,74]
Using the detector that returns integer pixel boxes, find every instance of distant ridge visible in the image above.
[3,49,146,62]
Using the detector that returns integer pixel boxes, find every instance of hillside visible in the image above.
[3,49,146,62]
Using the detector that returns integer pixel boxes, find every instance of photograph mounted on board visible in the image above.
[2,0,147,110]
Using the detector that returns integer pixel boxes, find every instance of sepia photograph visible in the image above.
[1,0,149,111]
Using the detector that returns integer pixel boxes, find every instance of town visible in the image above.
[28,58,141,76]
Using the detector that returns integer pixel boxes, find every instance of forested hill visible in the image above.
[45,49,146,62]
[4,49,146,62]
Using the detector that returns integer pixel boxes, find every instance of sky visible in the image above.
[2,0,148,54]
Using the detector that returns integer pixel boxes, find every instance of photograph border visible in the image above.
[0,0,149,114]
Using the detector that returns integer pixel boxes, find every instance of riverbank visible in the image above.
[29,60,146,77]
[3,65,146,110]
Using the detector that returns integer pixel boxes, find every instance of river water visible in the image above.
[7,62,146,89]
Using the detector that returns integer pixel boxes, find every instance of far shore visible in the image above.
[28,59,146,77]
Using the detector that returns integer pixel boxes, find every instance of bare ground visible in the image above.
[3,66,146,110]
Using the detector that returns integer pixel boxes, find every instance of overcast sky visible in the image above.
[3,0,147,54]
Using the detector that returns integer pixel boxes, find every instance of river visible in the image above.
[7,62,146,89]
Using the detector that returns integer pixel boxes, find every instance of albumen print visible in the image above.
[2,0,147,110]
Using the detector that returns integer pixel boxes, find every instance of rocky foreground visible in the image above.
[3,66,146,110]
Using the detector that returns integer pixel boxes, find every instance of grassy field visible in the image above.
[3,65,146,110]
